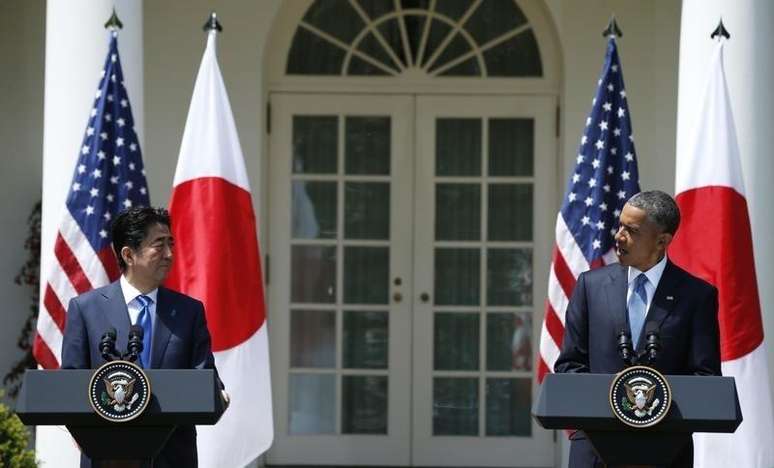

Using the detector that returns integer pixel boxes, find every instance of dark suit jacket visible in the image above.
[554,259,720,467]
[61,280,220,468]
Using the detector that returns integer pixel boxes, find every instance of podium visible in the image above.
[533,373,742,466]
[16,369,225,465]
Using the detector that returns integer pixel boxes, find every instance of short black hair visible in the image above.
[111,207,171,271]
[626,190,681,235]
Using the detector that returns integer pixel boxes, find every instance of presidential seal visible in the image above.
[88,360,151,422]
[609,365,671,428]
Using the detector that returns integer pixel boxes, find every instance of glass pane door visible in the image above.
[268,94,414,466]
[412,95,556,467]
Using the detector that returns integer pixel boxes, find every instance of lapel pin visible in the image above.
[666,295,674,301]
[171,309,177,317]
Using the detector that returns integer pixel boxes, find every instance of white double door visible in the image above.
[268,93,556,467]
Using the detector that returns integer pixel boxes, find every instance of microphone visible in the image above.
[617,329,634,367]
[99,327,118,361]
[125,325,144,363]
[644,322,661,364]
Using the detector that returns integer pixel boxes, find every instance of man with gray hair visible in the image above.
[555,190,720,467]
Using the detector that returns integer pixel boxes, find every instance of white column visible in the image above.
[676,0,774,426]
[38,1,142,466]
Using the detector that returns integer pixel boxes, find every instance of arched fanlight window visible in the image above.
[287,0,543,77]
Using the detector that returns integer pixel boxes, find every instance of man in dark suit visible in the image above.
[554,190,720,468]
[62,207,224,468]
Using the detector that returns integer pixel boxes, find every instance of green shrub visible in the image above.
[0,391,36,468]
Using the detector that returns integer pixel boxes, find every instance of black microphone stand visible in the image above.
[643,324,661,365]
[617,329,636,367]
[123,325,144,364]
[99,327,120,361]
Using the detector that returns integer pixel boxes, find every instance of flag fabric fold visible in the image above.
[538,38,641,382]
[34,32,149,370]
[671,40,774,468]
[164,30,273,468]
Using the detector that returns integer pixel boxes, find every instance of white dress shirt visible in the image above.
[120,275,158,337]
[626,254,668,312]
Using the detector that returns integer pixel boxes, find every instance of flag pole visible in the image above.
[711,18,730,40]
[104,8,123,31]
[202,11,222,53]
[602,14,623,39]
[538,12,641,383]
[203,11,223,32]
[168,9,273,465]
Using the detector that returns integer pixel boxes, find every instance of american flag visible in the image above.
[537,38,641,382]
[33,32,149,369]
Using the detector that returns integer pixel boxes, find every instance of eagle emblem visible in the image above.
[609,365,671,428]
[89,360,151,422]
[103,373,140,412]
[623,379,660,417]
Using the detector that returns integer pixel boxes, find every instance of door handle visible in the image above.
[393,292,403,302]
[420,292,430,303]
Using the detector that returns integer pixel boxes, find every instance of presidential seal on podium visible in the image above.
[609,365,672,428]
[88,360,151,422]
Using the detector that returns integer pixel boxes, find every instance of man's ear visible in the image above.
[659,232,674,247]
[121,246,134,267]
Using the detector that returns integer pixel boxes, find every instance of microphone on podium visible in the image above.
[99,327,118,361]
[617,329,635,367]
[644,321,661,364]
[125,325,144,363]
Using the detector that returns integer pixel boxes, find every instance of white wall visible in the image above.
[143,0,282,235]
[552,0,682,195]
[676,0,774,418]
[0,0,44,401]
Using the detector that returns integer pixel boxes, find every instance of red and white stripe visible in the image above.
[538,214,616,382]
[672,40,774,467]
[34,209,119,369]
[164,30,273,468]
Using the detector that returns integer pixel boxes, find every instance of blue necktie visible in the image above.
[628,274,649,348]
[135,295,153,368]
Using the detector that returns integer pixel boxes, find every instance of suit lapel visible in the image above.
[637,260,682,350]
[103,281,131,347]
[604,264,629,334]
[151,287,173,369]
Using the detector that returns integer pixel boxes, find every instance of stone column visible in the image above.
[676,1,774,467]
[677,0,774,400]
[38,1,142,465]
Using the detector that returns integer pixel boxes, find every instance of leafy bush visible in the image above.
[0,391,37,467]
[4,201,41,398]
